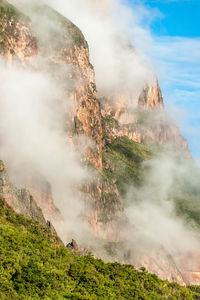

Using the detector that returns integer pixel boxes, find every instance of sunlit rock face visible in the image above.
[0,1,103,221]
[0,1,103,171]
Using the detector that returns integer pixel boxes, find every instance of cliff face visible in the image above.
[29,4,104,224]
[0,0,198,286]
[0,1,103,171]
[32,4,103,172]
[0,1,103,221]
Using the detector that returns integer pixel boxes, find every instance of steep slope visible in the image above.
[102,138,187,285]
[0,0,103,221]
[0,197,199,299]
[0,0,199,287]
[0,0,123,240]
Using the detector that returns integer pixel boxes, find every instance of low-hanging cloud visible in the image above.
[0,58,91,241]
[3,0,200,282]
[124,150,200,276]
[45,0,155,98]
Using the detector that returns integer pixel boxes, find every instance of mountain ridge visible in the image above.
[0,0,199,289]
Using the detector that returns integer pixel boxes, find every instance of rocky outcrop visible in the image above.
[66,239,79,252]
[0,160,46,224]
[138,82,164,110]
[101,81,189,154]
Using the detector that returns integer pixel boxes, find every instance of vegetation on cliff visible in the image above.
[30,3,87,49]
[0,0,27,21]
[0,0,86,56]
[103,136,153,202]
[103,136,200,228]
[173,168,200,228]
[0,198,199,299]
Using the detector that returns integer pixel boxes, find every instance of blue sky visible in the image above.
[127,0,200,158]
[143,0,200,37]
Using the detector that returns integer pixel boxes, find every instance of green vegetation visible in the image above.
[101,136,158,219]
[0,197,200,299]
[103,136,153,196]
[0,0,86,54]
[31,3,86,49]
[103,136,200,228]
[102,135,200,239]
[0,0,28,21]
[172,166,200,228]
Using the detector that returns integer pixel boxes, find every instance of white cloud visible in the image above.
[4,0,200,278]
[0,59,90,241]
[45,0,155,98]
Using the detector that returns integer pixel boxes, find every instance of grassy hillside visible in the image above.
[0,197,199,299]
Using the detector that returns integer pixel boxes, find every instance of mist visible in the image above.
[45,0,200,278]
[2,0,200,282]
[44,0,155,99]
[124,151,200,272]
[0,58,91,241]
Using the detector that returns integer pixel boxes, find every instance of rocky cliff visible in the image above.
[0,0,103,221]
[0,0,198,286]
